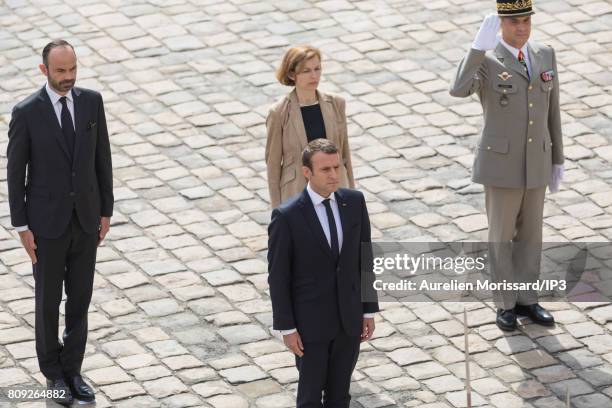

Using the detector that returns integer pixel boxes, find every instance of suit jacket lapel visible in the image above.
[318,90,336,143]
[495,43,529,81]
[288,90,308,149]
[335,189,350,258]
[72,87,83,167]
[37,87,71,161]
[299,189,334,261]
[527,43,541,86]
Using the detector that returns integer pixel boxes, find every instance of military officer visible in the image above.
[450,0,564,331]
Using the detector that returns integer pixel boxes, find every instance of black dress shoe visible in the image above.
[46,377,73,406]
[496,308,517,331]
[515,303,555,326]
[65,374,95,402]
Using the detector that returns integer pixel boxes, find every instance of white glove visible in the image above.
[472,14,501,51]
[549,164,564,193]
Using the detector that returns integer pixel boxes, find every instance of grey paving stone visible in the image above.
[100,381,147,401]
[217,324,270,345]
[142,376,188,398]
[219,364,268,384]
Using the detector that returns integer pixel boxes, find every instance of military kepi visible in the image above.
[497,0,535,16]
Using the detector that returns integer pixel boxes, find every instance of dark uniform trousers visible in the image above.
[34,210,98,380]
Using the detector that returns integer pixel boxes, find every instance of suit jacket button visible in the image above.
[70,192,75,197]
[72,172,76,176]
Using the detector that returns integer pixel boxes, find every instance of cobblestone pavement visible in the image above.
[1,0,612,407]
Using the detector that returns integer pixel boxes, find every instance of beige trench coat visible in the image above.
[265,89,355,208]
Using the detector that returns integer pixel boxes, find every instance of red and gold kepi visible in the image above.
[496,0,535,16]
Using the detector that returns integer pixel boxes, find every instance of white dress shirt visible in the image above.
[307,183,344,252]
[280,184,374,337]
[45,82,76,130]
[500,38,532,78]
[14,83,75,233]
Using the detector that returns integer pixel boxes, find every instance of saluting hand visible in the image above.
[283,332,304,357]
[473,14,501,51]
[18,230,37,264]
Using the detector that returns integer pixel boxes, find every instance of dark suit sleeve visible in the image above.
[95,93,113,217]
[6,105,30,227]
[359,193,379,314]
[267,208,296,330]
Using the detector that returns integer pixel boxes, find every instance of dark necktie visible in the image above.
[59,96,76,157]
[518,50,530,80]
[322,198,340,261]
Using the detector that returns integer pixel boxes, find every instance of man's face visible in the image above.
[501,15,531,48]
[303,151,340,198]
[39,46,77,95]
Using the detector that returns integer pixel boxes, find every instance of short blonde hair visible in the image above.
[276,45,322,86]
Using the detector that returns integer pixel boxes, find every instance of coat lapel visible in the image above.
[299,189,334,262]
[334,189,350,257]
[37,87,71,161]
[527,43,541,86]
[72,87,84,167]
[288,90,308,150]
[318,90,336,143]
[495,43,529,81]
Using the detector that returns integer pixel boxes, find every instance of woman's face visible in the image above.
[293,56,321,91]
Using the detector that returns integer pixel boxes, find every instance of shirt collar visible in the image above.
[500,38,529,60]
[45,82,73,105]
[307,183,336,206]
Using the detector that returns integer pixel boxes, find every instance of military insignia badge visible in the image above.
[498,72,513,81]
[541,70,555,82]
[499,94,509,107]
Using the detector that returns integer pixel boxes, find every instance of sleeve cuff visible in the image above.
[14,225,29,232]
[363,313,375,318]
[279,328,297,336]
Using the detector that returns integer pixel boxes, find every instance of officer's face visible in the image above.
[501,15,532,48]
[303,151,340,198]
[39,46,77,95]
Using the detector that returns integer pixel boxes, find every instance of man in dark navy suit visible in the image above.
[268,138,379,408]
[7,39,113,406]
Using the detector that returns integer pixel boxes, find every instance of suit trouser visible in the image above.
[485,186,546,310]
[34,211,98,380]
[295,330,361,408]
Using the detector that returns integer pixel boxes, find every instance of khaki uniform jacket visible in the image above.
[265,89,355,208]
[450,42,564,189]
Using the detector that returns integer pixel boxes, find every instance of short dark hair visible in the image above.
[42,39,74,67]
[302,138,339,171]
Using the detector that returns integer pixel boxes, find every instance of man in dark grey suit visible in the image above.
[450,0,564,331]
[268,139,379,407]
[7,39,113,405]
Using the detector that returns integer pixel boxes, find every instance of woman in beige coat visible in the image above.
[265,45,355,208]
